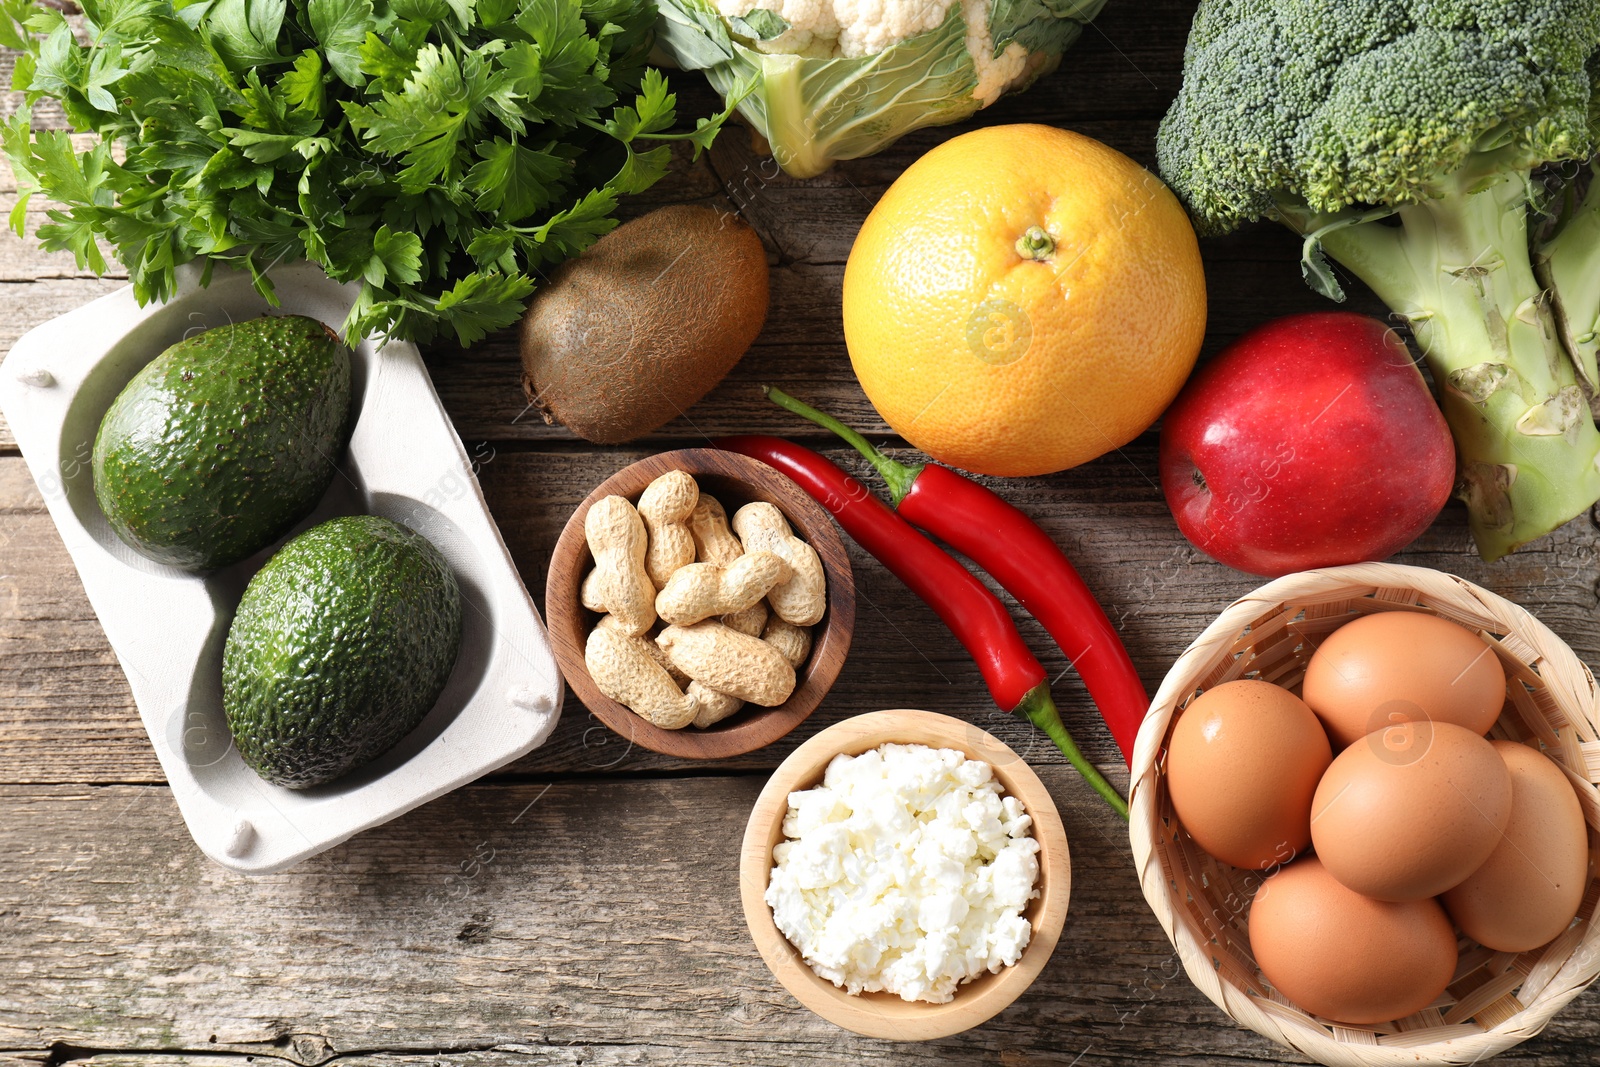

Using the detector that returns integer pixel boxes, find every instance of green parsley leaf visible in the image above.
[483,39,544,131]
[601,66,674,141]
[308,0,385,86]
[475,0,514,26]
[431,269,535,345]
[27,24,82,100]
[609,142,669,195]
[199,0,289,69]
[34,131,115,208]
[356,29,418,91]
[465,226,516,272]
[364,223,423,286]
[0,0,31,50]
[224,129,306,162]
[31,138,119,271]
[346,42,488,191]
[80,37,129,112]
[530,185,616,260]
[281,49,327,116]
[466,136,562,221]
[1,106,40,233]
[516,0,611,120]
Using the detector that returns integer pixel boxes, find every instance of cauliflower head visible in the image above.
[656,0,1106,176]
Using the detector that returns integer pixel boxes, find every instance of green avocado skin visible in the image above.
[222,515,463,789]
[93,315,353,571]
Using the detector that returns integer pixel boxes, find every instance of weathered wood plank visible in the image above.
[2,4,1599,1061]
[0,777,1595,1065]
[4,445,1599,789]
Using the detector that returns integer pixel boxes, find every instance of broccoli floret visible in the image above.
[1157,0,1600,560]
[1162,2,1600,226]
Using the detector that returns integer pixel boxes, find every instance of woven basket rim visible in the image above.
[1129,561,1600,1067]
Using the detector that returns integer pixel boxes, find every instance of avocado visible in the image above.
[221,515,463,789]
[93,315,353,571]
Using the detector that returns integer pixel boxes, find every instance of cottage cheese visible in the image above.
[764,742,1040,1003]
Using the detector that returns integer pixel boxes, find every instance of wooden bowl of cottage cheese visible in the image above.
[739,708,1072,1040]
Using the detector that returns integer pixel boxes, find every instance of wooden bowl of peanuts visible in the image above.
[546,448,856,759]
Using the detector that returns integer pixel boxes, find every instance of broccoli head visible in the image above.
[1159,0,1600,232]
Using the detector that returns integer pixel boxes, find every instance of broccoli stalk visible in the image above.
[1538,163,1600,395]
[1278,165,1600,560]
[1156,0,1600,560]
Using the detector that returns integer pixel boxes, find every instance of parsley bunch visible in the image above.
[1,0,735,344]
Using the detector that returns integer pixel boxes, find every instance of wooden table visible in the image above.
[3,3,1599,1064]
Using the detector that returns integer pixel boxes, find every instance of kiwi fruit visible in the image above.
[519,204,770,444]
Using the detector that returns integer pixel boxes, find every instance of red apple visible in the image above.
[1159,312,1454,577]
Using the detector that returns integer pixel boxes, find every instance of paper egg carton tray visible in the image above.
[0,261,563,874]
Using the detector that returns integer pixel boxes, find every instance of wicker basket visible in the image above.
[1129,562,1600,1067]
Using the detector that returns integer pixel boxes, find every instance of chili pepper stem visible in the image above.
[763,385,923,505]
[1015,683,1130,820]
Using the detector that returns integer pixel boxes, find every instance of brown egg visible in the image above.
[1166,679,1332,870]
[1249,856,1457,1025]
[1311,721,1512,900]
[1302,611,1506,749]
[1442,741,1590,952]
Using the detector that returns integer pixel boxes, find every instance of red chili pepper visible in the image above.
[764,387,1149,768]
[716,434,1128,819]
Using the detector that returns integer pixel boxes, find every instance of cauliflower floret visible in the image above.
[717,0,1032,105]
[960,0,1029,105]
[832,0,948,57]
